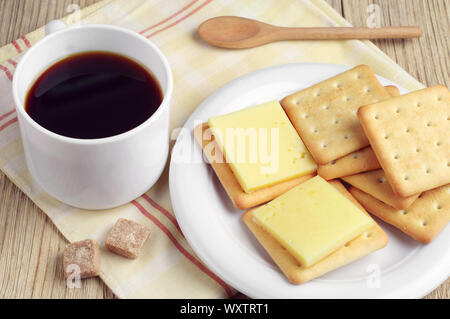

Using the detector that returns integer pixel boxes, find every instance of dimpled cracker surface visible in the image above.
[318,146,380,180]
[350,185,450,244]
[342,169,419,210]
[358,86,450,197]
[316,85,399,180]
[281,65,391,164]
[242,180,388,285]
[194,123,315,210]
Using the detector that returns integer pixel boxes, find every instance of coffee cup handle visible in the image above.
[45,20,67,36]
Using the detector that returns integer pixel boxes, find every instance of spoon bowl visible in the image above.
[198,16,277,49]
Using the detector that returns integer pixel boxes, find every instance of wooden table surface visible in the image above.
[0,0,448,299]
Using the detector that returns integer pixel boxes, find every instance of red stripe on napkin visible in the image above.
[141,194,182,233]
[21,36,31,48]
[132,199,233,297]
[139,0,199,35]
[8,59,17,67]
[0,64,13,81]
[12,40,22,53]
[0,117,18,132]
[0,109,16,122]
[147,0,213,39]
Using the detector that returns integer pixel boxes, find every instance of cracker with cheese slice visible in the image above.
[194,100,317,210]
[243,177,388,284]
[194,123,315,210]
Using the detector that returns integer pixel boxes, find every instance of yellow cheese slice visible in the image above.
[252,176,374,267]
[208,100,316,193]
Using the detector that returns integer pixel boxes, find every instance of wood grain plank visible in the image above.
[0,0,102,46]
[341,0,449,87]
[0,0,448,299]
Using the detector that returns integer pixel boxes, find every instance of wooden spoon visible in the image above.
[198,16,422,49]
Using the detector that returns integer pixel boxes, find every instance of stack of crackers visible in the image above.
[195,65,449,284]
[281,65,450,244]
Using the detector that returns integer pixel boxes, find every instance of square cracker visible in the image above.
[242,180,388,284]
[342,169,419,210]
[281,65,391,164]
[316,86,398,180]
[194,123,315,210]
[350,185,450,244]
[358,85,450,197]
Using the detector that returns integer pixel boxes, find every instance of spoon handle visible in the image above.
[274,26,422,40]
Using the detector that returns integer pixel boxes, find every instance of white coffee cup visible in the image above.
[12,23,173,210]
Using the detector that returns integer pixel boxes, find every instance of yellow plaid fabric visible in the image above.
[0,0,424,298]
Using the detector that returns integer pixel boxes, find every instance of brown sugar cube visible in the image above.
[63,239,100,279]
[105,218,150,259]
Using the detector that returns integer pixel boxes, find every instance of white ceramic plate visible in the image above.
[169,63,449,298]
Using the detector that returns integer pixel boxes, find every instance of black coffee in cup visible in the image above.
[25,51,163,139]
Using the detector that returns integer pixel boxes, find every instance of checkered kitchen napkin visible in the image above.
[0,0,423,298]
